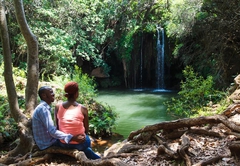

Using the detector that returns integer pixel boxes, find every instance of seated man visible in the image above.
[32,86,85,150]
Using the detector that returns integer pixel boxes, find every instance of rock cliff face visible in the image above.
[126,32,181,89]
[78,30,181,89]
[228,75,240,103]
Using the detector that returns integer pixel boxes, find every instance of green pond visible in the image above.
[95,89,177,139]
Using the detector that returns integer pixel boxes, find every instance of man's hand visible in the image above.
[71,134,86,143]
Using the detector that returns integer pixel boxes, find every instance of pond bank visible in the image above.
[92,89,178,153]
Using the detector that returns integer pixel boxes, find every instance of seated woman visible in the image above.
[55,81,100,160]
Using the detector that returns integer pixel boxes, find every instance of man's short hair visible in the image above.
[38,86,51,100]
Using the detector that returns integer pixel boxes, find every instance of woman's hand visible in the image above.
[71,134,86,143]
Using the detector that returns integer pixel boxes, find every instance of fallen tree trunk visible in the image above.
[14,146,128,166]
[128,114,240,141]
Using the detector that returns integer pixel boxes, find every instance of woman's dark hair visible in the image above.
[64,82,79,99]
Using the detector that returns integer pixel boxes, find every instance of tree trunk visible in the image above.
[0,0,32,157]
[12,0,39,155]
[0,0,38,157]
[0,0,21,126]
[13,0,39,114]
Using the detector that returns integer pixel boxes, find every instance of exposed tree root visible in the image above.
[116,144,150,154]
[192,155,224,166]
[229,141,240,154]
[165,128,222,139]
[103,153,138,159]
[222,104,240,117]
[128,114,240,141]
[226,131,240,139]
[178,133,191,166]
[188,128,223,138]
[152,135,165,144]
[121,103,240,165]
[13,154,53,166]
[157,144,179,159]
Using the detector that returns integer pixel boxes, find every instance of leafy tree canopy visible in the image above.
[1,0,239,89]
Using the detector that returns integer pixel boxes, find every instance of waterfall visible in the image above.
[140,34,143,89]
[156,26,165,89]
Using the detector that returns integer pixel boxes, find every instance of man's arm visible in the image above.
[38,105,85,143]
[40,108,73,143]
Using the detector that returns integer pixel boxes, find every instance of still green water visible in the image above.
[95,89,177,138]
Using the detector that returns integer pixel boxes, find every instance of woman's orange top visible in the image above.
[57,104,85,144]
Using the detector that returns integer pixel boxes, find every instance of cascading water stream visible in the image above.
[140,34,143,89]
[156,26,165,89]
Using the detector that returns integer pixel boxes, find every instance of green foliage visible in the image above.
[52,65,96,102]
[88,102,118,138]
[165,0,240,88]
[13,67,26,78]
[0,96,18,141]
[52,0,113,71]
[72,66,97,101]
[164,66,224,117]
[194,99,228,117]
[172,43,183,58]
[6,0,238,90]
[165,0,203,38]
[117,25,139,62]
[7,0,115,80]
[32,21,75,77]
[196,11,208,20]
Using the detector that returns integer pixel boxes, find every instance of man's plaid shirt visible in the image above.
[32,101,72,150]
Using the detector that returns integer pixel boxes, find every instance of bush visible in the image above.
[72,65,97,102]
[164,66,224,117]
[0,95,18,141]
[88,101,118,138]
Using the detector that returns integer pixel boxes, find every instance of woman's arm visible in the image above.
[81,105,89,134]
[54,103,60,129]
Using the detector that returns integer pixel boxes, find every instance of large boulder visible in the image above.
[91,67,109,78]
